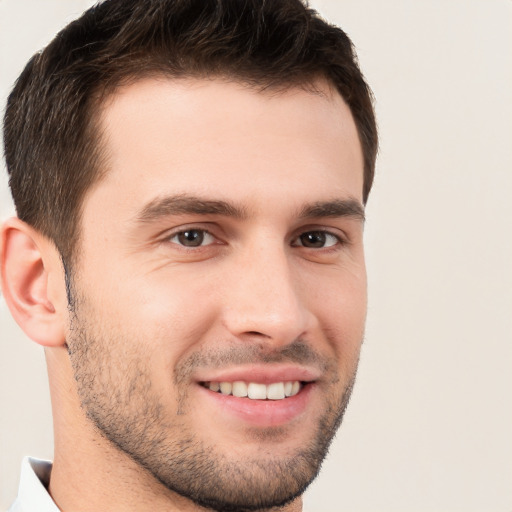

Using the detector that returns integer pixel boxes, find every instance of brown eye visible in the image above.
[170,229,214,247]
[296,231,338,248]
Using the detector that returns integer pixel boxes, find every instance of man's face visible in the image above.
[67,78,366,511]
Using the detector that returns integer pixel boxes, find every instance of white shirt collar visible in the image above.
[9,457,60,512]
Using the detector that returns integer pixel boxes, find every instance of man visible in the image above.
[1,0,377,510]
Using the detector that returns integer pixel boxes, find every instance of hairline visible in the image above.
[68,70,359,268]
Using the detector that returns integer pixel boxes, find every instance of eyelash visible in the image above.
[164,227,346,250]
[166,228,217,248]
[291,230,343,249]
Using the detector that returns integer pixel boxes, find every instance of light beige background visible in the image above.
[1,1,511,511]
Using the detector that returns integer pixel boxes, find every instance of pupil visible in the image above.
[178,230,203,246]
[301,231,325,248]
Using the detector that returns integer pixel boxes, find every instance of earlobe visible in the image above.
[1,218,66,347]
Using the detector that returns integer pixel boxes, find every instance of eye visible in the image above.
[168,229,216,247]
[293,230,340,249]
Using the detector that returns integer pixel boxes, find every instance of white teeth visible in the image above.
[267,382,285,400]
[248,383,267,400]
[206,380,302,400]
[232,381,248,397]
[219,382,232,395]
[209,382,220,392]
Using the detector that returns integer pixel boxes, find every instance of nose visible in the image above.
[220,241,316,346]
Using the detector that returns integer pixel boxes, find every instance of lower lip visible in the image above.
[197,383,314,427]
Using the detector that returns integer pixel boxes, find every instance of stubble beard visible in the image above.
[66,291,360,512]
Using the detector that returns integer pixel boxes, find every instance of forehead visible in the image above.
[87,77,364,218]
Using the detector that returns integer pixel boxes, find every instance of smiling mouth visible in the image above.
[200,381,304,400]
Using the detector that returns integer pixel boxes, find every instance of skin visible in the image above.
[1,78,366,512]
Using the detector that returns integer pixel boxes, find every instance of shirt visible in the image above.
[8,457,59,512]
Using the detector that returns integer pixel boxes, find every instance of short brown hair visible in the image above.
[3,0,377,263]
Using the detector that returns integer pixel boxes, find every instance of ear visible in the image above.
[1,217,67,347]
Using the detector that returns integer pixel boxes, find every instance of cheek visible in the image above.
[112,267,223,357]
[311,269,367,365]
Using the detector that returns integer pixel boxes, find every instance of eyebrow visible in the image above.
[135,194,248,223]
[299,199,365,222]
[134,194,365,224]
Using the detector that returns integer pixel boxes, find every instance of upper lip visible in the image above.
[195,364,321,384]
